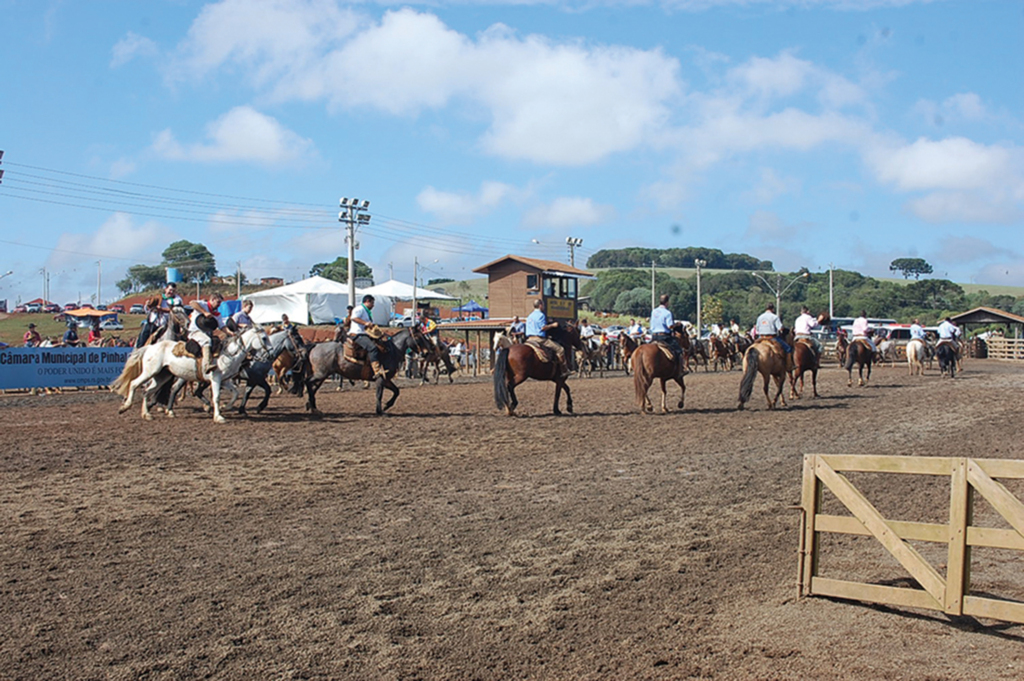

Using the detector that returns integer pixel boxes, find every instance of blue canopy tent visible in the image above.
[453,300,488,319]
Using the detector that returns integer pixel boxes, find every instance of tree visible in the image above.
[701,295,724,328]
[310,257,373,283]
[116,264,166,294]
[613,287,653,315]
[163,240,217,283]
[889,258,933,280]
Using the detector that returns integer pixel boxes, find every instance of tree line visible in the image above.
[116,241,372,295]
[581,268,1024,327]
[586,247,772,271]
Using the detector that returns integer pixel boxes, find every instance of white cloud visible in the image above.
[417,181,527,224]
[913,92,990,127]
[523,197,614,229]
[111,32,159,68]
[745,167,801,204]
[906,191,1022,224]
[48,213,167,270]
[866,136,1012,192]
[151,106,315,165]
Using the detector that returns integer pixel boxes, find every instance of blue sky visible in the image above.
[1,0,1022,306]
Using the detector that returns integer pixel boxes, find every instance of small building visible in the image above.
[472,255,594,321]
[260,277,284,287]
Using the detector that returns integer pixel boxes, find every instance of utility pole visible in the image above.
[650,260,656,313]
[339,197,371,307]
[566,237,583,268]
[96,260,101,306]
[236,261,242,300]
[827,262,835,321]
[412,257,418,322]
[694,259,707,330]
[40,267,46,303]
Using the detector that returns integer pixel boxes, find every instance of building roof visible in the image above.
[472,254,594,278]
[950,307,1024,326]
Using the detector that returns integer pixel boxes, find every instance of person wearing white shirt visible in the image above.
[793,306,822,356]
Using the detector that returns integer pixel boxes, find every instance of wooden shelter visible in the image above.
[472,255,594,321]
[950,306,1024,338]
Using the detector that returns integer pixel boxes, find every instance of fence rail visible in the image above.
[984,337,1024,361]
[799,454,1024,624]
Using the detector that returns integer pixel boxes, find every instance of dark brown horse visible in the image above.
[633,324,692,413]
[834,334,849,366]
[686,337,710,372]
[618,334,639,375]
[709,335,733,371]
[844,338,874,387]
[790,338,821,398]
[493,323,582,416]
[738,338,790,410]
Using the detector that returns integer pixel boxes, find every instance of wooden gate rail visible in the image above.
[986,337,1024,361]
[799,454,1024,624]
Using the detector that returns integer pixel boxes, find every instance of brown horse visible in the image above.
[834,334,849,366]
[790,338,821,398]
[493,323,582,416]
[844,338,874,387]
[618,334,638,375]
[633,325,692,413]
[709,335,733,371]
[738,338,791,410]
[686,337,710,372]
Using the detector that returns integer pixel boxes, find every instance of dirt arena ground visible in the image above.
[1,359,1023,680]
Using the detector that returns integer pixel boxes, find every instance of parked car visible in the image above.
[13,305,27,313]
[603,325,626,340]
[25,303,42,313]
[129,304,146,315]
[80,303,94,309]
[110,304,126,313]
[96,304,108,311]
[389,314,417,328]
[43,303,61,313]
[64,303,79,311]
[99,319,124,331]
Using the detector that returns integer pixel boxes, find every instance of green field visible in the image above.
[0,313,147,348]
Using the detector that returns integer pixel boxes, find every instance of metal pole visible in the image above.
[96,261,102,306]
[829,263,834,319]
[413,257,418,323]
[775,273,781,313]
[236,261,241,300]
[346,213,356,308]
[651,261,656,313]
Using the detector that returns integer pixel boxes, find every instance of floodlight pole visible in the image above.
[566,237,583,268]
[695,259,707,331]
[339,197,371,308]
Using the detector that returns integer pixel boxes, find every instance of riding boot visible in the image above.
[201,345,214,377]
[370,360,386,378]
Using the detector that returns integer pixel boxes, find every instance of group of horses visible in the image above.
[111,309,966,422]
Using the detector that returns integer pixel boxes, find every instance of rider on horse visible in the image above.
[755,302,792,368]
[851,311,876,353]
[507,315,526,344]
[525,299,570,378]
[793,305,823,358]
[188,291,225,377]
[579,318,597,352]
[936,316,961,352]
[349,294,386,378]
[649,294,687,380]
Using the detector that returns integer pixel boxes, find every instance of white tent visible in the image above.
[244,276,392,325]
[359,278,456,300]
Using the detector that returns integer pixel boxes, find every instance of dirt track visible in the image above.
[2,360,1023,680]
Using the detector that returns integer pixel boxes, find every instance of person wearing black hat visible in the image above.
[62,320,80,347]
[23,323,42,347]
[188,291,225,376]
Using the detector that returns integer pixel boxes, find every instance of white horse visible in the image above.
[112,326,270,423]
[875,339,898,367]
[906,338,927,376]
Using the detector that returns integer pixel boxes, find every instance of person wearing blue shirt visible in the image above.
[755,302,792,363]
[507,315,526,343]
[909,319,926,341]
[525,299,569,377]
[650,294,686,377]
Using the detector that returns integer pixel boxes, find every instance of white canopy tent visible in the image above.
[243,276,392,325]
[359,279,456,301]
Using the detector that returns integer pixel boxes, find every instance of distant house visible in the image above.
[210,275,236,285]
[260,277,284,287]
[472,255,593,321]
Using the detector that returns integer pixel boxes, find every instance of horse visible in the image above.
[875,338,898,367]
[302,327,429,415]
[709,336,733,371]
[906,338,927,376]
[112,325,271,423]
[790,337,821,399]
[200,328,307,415]
[834,334,849,366]
[575,339,605,378]
[417,339,458,385]
[936,341,958,378]
[686,337,710,372]
[632,324,692,413]
[844,338,874,387]
[737,337,791,410]
[493,323,582,416]
[618,334,639,375]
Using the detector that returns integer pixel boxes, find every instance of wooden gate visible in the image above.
[799,454,1024,623]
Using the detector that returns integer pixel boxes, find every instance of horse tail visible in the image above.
[493,347,511,411]
[633,347,651,408]
[844,342,857,371]
[111,347,144,397]
[738,346,759,407]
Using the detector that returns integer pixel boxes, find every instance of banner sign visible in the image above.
[0,347,131,390]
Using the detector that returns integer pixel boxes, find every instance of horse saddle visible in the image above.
[652,340,679,362]
[343,337,388,366]
[852,338,873,352]
[525,338,557,363]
